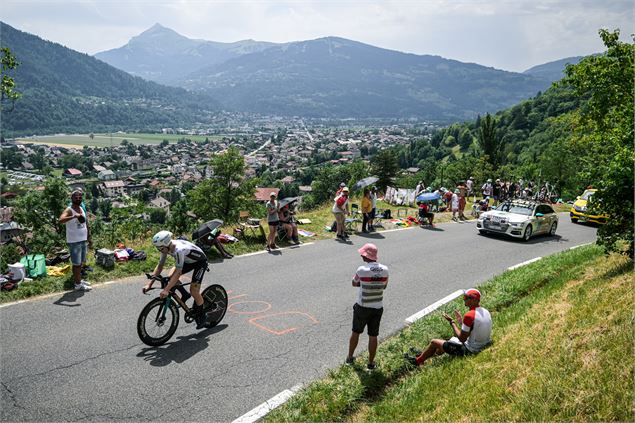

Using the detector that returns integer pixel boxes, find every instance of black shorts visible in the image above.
[180,260,207,285]
[352,303,383,336]
[442,341,469,356]
[370,208,376,219]
[268,221,279,227]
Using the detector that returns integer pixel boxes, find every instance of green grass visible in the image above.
[15,133,222,148]
[264,245,633,422]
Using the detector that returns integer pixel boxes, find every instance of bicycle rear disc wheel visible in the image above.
[202,284,228,328]
[137,298,180,346]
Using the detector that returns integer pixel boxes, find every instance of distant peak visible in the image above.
[140,23,177,36]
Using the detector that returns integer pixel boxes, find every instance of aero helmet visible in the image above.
[152,230,173,248]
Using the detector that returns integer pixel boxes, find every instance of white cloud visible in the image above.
[1,0,632,71]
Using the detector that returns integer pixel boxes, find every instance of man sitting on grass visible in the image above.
[405,289,491,365]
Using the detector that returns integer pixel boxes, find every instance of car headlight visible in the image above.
[510,222,522,227]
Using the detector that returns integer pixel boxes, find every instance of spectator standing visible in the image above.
[332,187,350,240]
[493,179,502,206]
[405,289,492,366]
[466,176,475,199]
[482,179,493,202]
[58,190,92,291]
[451,189,460,221]
[456,181,468,220]
[346,243,389,370]
[369,186,378,231]
[265,192,279,251]
[361,188,372,233]
[415,180,425,197]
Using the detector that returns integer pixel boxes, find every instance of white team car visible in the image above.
[476,200,558,241]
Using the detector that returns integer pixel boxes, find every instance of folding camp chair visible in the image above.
[238,211,265,239]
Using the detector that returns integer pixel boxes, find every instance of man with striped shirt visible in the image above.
[346,243,389,370]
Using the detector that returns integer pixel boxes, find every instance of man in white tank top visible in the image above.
[58,190,92,291]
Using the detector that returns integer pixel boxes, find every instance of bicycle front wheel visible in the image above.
[201,284,228,328]
[137,298,180,346]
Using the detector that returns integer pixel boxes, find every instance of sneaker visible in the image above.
[83,265,94,272]
[74,282,92,291]
[366,362,377,370]
[80,279,92,286]
[195,313,207,329]
[345,356,355,366]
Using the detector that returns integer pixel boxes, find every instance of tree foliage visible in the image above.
[187,146,257,223]
[562,29,634,256]
[12,177,68,252]
[1,47,21,110]
[371,149,399,190]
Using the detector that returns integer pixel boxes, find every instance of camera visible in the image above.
[77,215,86,224]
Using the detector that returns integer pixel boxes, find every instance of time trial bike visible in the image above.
[137,273,228,346]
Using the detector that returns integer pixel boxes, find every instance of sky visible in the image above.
[1,0,633,72]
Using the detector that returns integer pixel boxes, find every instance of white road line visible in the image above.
[507,257,542,271]
[405,289,464,324]
[236,242,315,258]
[232,384,303,423]
[570,242,593,250]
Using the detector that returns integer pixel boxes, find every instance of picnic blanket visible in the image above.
[298,229,315,237]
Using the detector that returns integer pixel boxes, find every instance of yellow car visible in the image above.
[570,189,608,224]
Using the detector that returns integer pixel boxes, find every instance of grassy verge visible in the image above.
[265,245,633,422]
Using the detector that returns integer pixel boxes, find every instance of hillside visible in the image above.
[179,36,552,120]
[95,23,276,85]
[0,22,218,136]
[97,25,556,122]
[523,55,585,82]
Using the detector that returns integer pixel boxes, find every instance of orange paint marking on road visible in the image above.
[228,300,272,315]
[248,311,319,336]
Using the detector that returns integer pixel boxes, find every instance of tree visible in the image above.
[149,208,167,224]
[12,177,68,251]
[371,149,399,190]
[187,146,256,223]
[1,47,21,111]
[167,199,195,236]
[562,29,634,256]
[477,113,504,168]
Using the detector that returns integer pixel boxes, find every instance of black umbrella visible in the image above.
[352,176,379,191]
[278,197,299,209]
[192,219,223,241]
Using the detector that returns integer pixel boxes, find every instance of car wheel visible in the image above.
[549,222,557,236]
[478,230,488,236]
[523,225,533,242]
[571,218,578,223]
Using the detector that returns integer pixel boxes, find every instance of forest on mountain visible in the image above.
[0,22,218,136]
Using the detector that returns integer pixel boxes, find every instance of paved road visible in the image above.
[1,215,597,422]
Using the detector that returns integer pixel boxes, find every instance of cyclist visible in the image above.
[145,230,209,329]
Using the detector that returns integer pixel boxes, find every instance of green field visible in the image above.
[16,133,222,148]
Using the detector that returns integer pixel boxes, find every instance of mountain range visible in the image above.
[97,24,561,121]
[1,22,585,135]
